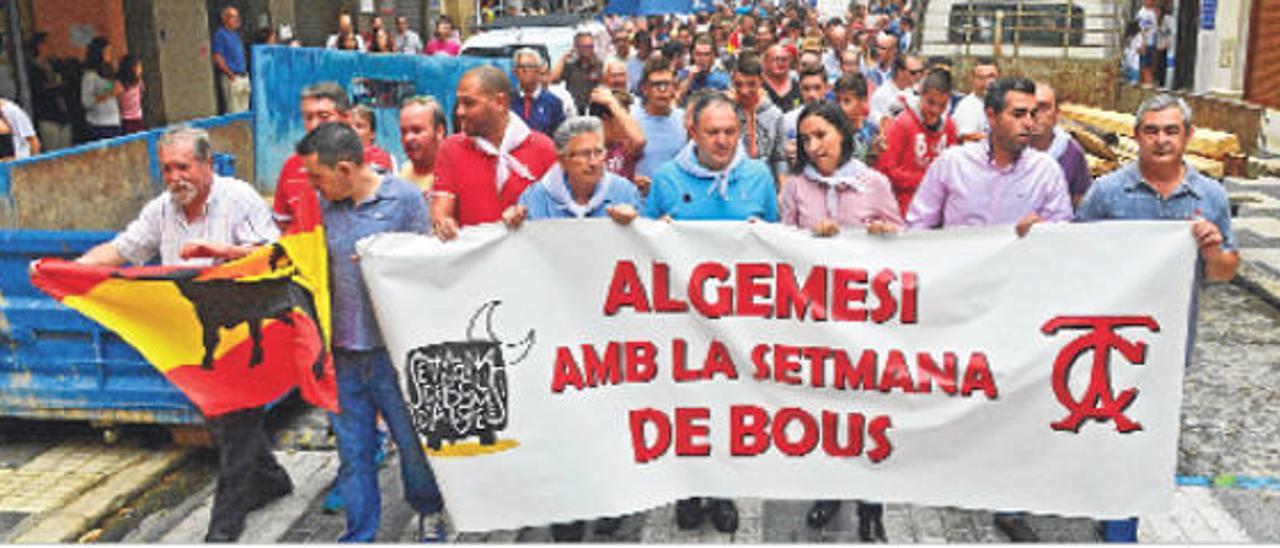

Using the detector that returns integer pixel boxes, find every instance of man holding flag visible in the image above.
[65,126,293,543]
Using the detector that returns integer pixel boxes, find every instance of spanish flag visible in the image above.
[30,202,337,418]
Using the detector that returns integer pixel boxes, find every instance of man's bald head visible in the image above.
[461,65,513,101]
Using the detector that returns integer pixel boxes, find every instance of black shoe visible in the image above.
[708,498,738,534]
[806,500,841,529]
[675,497,705,530]
[857,502,886,542]
[551,521,586,542]
[250,477,294,512]
[594,516,623,536]
[994,515,1039,542]
[204,517,245,543]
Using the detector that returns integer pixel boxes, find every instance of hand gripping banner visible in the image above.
[358,220,1197,532]
[30,204,336,418]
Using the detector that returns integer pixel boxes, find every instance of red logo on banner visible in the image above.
[1040,316,1161,433]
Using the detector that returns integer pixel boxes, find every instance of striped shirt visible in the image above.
[113,176,279,266]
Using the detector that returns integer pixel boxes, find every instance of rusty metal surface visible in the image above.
[9,140,156,231]
[206,120,255,185]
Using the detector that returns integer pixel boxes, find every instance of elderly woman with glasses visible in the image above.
[502,115,641,228]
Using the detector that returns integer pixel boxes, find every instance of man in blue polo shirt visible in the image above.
[296,122,448,542]
[1076,94,1238,543]
[211,6,250,113]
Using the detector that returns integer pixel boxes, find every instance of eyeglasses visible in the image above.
[906,68,925,76]
[515,64,542,70]
[566,147,607,161]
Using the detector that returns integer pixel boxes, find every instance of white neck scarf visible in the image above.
[472,115,534,194]
[1047,126,1072,160]
[674,141,748,199]
[538,164,614,219]
[804,158,869,218]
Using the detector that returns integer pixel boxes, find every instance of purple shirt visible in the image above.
[1057,138,1092,201]
[906,140,1073,229]
[780,168,904,230]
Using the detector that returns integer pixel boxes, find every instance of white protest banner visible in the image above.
[358,220,1196,532]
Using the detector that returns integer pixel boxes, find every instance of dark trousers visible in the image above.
[206,407,292,540]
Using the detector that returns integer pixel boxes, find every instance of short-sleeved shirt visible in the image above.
[562,58,604,116]
[395,30,423,54]
[399,161,434,193]
[432,131,558,226]
[643,155,779,222]
[321,176,431,351]
[632,105,688,180]
[212,27,247,75]
[113,176,278,266]
[952,93,988,137]
[425,38,460,56]
[519,171,643,219]
[1075,161,1235,251]
[0,100,37,159]
[273,148,402,233]
[906,140,1073,229]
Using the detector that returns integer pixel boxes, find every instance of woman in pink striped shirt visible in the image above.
[780,101,902,237]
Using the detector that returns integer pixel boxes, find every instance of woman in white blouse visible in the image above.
[80,36,122,141]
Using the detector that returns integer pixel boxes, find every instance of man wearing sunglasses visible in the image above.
[868,53,924,129]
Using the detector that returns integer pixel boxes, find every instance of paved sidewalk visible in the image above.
[1226,176,1280,306]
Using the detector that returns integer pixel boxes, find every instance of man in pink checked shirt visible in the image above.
[904,76,1071,542]
[905,77,1072,237]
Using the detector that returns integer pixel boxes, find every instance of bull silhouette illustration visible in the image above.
[405,301,535,450]
[119,244,328,379]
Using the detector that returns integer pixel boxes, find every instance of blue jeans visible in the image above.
[1101,518,1138,542]
[333,348,444,542]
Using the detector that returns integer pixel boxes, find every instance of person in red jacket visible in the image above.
[874,68,958,215]
[431,65,557,240]
[272,82,393,234]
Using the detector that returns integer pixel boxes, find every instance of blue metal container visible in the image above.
[0,230,203,425]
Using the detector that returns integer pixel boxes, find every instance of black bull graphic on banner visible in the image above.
[118,244,328,379]
[405,301,535,450]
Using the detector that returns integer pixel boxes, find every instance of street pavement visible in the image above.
[1,178,1279,543]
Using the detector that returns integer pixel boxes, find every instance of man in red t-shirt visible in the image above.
[273,82,392,234]
[431,66,557,240]
[273,82,349,233]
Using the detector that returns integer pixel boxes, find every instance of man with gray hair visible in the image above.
[75,126,285,543]
[1077,95,1237,542]
[510,48,566,136]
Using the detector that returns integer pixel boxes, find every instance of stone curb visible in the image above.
[10,447,191,543]
[1233,259,1280,311]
